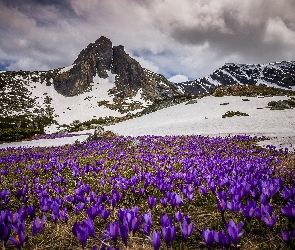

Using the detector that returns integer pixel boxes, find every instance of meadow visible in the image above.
[0,133,295,249]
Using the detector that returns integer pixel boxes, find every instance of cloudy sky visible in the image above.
[1,0,295,82]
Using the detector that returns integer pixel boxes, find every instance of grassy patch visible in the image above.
[222,111,249,118]
[268,98,295,110]
[213,85,295,97]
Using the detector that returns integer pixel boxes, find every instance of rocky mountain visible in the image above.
[176,61,295,96]
[1,36,295,140]
[53,36,181,101]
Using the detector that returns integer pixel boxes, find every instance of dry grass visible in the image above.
[274,153,295,186]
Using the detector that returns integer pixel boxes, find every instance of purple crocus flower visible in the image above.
[148,196,157,209]
[74,202,85,214]
[9,224,28,250]
[72,222,88,249]
[72,217,95,249]
[199,185,208,196]
[174,194,184,208]
[143,212,152,235]
[101,209,111,221]
[241,200,257,221]
[261,203,273,216]
[119,224,129,247]
[262,212,276,230]
[8,212,20,228]
[226,219,244,248]
[281,187,293,200]
[40,197,52,213]
[139,188,145,195]
[181,217,194,240]
[160,214,173,227]
[162,225,176,248]
[227,200,241,213]
[174,211,183,223]
[216,199,227,213]
[118,208,125,222]
[0,190,10,205]
[187,192,194,202]
[260,193,270,205]
[123,211,135,230]
[0,223,11,245]
[152,231,161,250]
[202,229,214,249]
[0,209,11,224]
[50,201,61,224]
[59,207,68,223]
[83,216,96,238]
[160,197,168,208]
[281,202,295,218]
[131,216,142,233]
[103,221,120,244]
[26,206,36,219]
[32,215,46,236]
[250,188,259,199]
[131,206,139,215]
[87,205,101,220]
[213,230,231,249]
[280,230,291,244]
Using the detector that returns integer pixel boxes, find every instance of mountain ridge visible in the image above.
[176,61,295,96]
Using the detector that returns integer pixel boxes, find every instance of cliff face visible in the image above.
[53,36,113,96]
[52,36,181,101]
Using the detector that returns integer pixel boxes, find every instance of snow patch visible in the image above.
[205,76,222,86]
[59,65,74,73]
[22,73,125,133]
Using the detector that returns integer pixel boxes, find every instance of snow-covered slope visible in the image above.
[26,70,153,133]
[28,71,122,122]
[1,95,294,152]
[0,68,152,134]
[108,95,295,138]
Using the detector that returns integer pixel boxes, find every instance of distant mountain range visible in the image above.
[176,61,295,96]
[0,36,295,137]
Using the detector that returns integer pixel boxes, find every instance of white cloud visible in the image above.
[264,17,295,46]
[6,58,49,71]
[168,74,189,83]
[132,55,159,73]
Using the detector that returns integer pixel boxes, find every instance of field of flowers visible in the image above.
[0,134,294,249]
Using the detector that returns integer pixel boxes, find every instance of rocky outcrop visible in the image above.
[52,36,182,100]
[53,36,113,96]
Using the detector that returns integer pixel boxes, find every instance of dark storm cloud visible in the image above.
[170,18,272,63]
[0,0,295,79]
[166,0,295,67]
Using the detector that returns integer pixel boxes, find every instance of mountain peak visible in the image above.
[53,36,181,100]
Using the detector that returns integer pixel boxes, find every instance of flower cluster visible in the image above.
[0,135,294,249]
